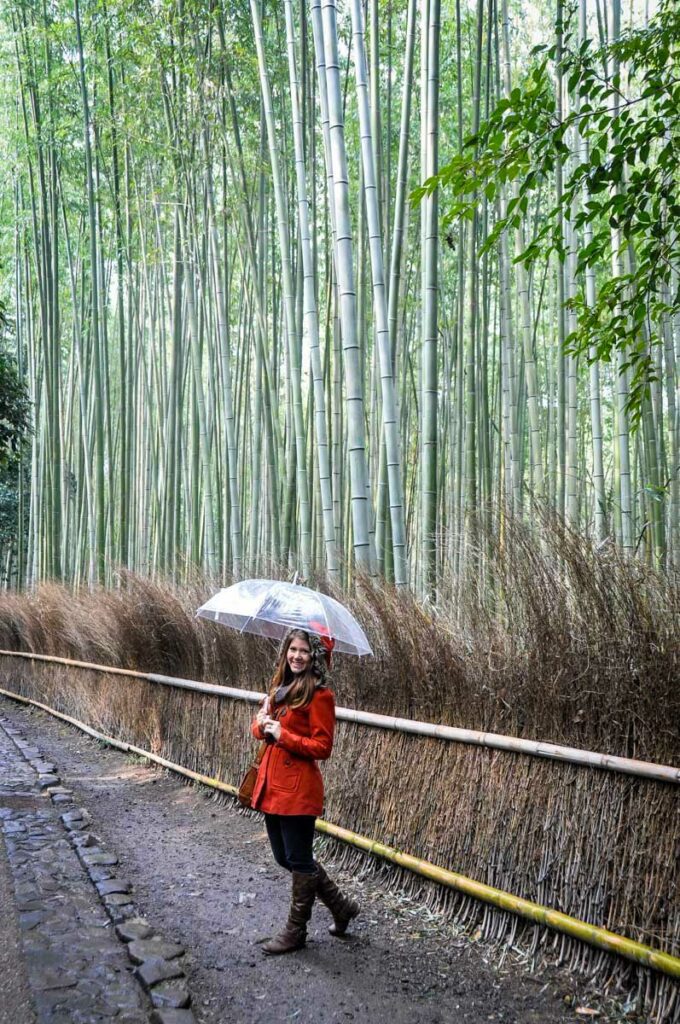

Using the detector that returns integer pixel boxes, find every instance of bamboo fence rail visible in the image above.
[1,682,678,983]
[0,649,677,784]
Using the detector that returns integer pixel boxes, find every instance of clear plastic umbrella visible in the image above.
[195,579,372,656]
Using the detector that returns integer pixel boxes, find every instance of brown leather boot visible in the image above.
[262,870,318,955]
[315,863,360,937]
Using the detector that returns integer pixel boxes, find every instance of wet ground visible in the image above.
[0,694,622,1024]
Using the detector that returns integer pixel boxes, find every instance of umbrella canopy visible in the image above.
[196,579,372,656]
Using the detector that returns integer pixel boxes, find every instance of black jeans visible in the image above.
[264,814,316,874]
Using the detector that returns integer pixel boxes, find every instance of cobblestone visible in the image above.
[149,1011,197,1024]
[0,705,198,1024]
[96,878,132,896]
[73,832,98,847]
[36,775,60,789]
[103,893,136,913]
[127,939,185,965]
[135,957,185,989]
[82,851,119,866]
[116,919,156,943]
[88,865,116,882]
[0,714,148,1022]
[149,980,191,1010]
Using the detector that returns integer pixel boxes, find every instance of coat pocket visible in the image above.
[269,748,302,793]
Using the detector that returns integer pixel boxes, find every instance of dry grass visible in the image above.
[0,518,677,1022]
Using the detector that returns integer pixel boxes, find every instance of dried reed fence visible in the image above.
[0,521,678,1021]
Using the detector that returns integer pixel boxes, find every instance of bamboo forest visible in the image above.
[0,3,679,1021]
[0,0,678,593]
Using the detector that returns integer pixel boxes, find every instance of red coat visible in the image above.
[250,686,335,816]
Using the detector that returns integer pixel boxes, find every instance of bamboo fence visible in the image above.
[1,680,678,987]
[0,650,678,1023]
[0,649,678,785]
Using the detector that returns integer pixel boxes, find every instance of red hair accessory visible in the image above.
[308,621,335,667]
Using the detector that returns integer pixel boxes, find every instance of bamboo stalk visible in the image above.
[0,683,678,981]
[0,651,677,784]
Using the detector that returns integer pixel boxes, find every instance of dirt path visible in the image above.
[0,696,611,1024]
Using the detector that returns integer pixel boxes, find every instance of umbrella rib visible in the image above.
[318,595,349,652]
[320,602,331,643]
[238,581,298,639]
[237,584,271,636]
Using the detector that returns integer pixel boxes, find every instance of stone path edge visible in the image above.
[0,705,198,1024]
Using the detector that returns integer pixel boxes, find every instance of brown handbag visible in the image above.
[237,741,267,808]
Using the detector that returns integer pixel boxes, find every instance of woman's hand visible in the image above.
[256,698,270,729]
[262,716,281,742]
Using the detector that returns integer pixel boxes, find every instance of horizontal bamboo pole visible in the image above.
[1,683,678,981]
[0,649,678,784]
[314,819,680,979]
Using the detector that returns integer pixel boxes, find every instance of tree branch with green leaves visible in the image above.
[414,0,680,421]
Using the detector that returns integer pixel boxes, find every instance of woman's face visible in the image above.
[286,636,312,675]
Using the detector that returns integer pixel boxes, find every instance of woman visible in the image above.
[250,628,359,955]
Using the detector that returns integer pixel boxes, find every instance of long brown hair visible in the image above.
[268,629,323,709]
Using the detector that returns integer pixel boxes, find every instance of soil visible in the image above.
[1,697,621,1024]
